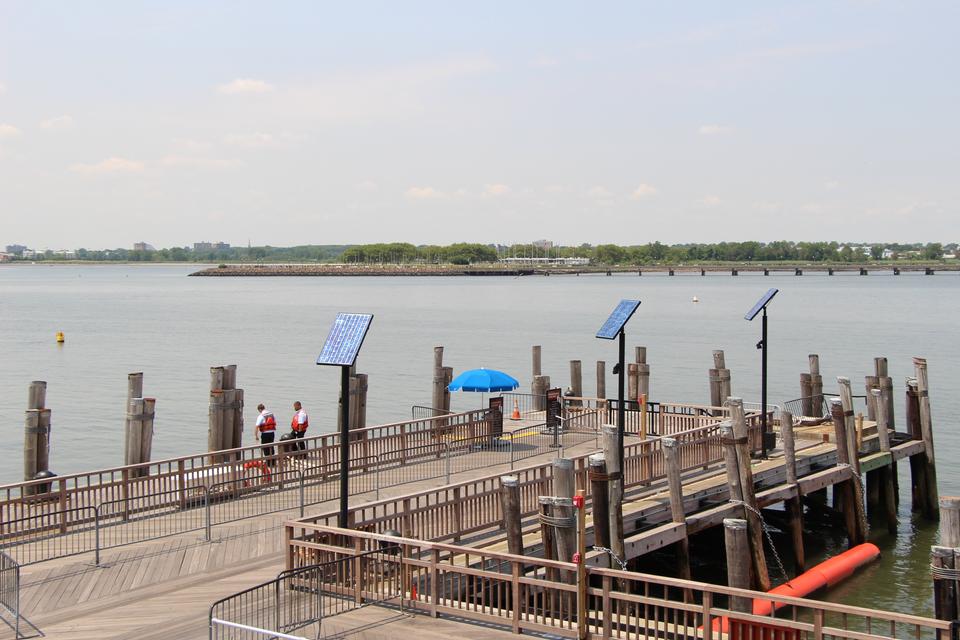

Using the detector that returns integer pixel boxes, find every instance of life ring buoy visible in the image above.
[242,460,271,486]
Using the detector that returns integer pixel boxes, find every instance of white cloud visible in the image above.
[223,132,292,148]
[40,115,74,130]
[800,202,825,213]
[0,123,22,138]
[405,186,442,199]
[699,124,733,135]
[70,157,145,175]
[173,138,213,153]
[483,183,510,196]
[355,180,379,192]
[587,186,613,199]
[824,180,840,190]
[630,183,658,199]
[701,195,721,206]
[217,78,275,95]
[544,185,569,194]
[160,155,242,170]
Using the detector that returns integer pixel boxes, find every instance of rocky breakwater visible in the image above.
[189,264,537,276]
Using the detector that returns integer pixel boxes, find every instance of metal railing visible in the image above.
[784,393,869,419]
[410,405,453,420]
[209,548,402,640]
[0,421,594,566]
[285,527,956,640]
[0,550,19,639]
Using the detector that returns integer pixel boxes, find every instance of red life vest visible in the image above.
[291,411,309,433]
[258,412,276,432]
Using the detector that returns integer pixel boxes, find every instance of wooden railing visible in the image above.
[284,527,953,639]
[293,415,762,544]
[0,409,492,545]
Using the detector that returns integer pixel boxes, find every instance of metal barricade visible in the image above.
[209,548,401,640]
[0,550,19,639]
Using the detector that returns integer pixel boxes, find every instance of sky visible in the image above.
[0,1,957,249]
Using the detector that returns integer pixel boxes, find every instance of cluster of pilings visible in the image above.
[207,365,244,463]
[527,344,651,404]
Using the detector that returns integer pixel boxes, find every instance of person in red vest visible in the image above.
[255,403,277,461]
[290,401,309,451]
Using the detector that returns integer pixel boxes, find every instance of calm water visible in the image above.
[1,264,957,615]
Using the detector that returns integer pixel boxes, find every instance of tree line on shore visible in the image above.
[6,240,953,265]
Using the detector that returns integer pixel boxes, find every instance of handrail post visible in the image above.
[510,438,515,470]
[177,459,186,510]
[430,549,440,618]
[445,443,451,485]
[511,560,521,633]
[702,591,713,640]
[94,505,101,566]
[204,486,211,542]
[299,470,305,518]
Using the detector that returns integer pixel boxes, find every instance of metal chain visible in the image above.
[731,500,789,583]
[838,463,871,538]
[592,546,628,571]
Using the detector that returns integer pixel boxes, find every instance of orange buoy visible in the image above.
[56,331,65,343]
[510,399,521,420]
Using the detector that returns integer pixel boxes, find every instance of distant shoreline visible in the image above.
[189,262,960,277]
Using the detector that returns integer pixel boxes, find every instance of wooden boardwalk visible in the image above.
[7,434,600,640]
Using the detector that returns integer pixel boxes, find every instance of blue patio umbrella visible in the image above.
[448,368,519,393]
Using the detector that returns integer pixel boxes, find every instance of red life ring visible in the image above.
[242,460,272,486]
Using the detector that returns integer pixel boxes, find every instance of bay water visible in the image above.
[0,264,957,615]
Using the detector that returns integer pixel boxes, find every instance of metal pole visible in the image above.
[94,507,101,566]
[204,487,211,541]
[761,307,768,458]
[339,365,351,528]
[618,329,625,472]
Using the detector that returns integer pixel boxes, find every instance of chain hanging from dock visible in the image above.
[731,500,789,583]
[592,545,628,570]
[838,463,871,538]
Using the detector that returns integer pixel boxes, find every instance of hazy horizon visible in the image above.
[2,2,957,248]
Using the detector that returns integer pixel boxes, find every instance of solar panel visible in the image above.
[744,288,779,321]
[316,313,374,366]
[596,299,641,339]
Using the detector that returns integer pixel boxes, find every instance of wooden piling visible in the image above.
[914,358,940,520]
[596,361,606,400]
[208,367,224,457]
[141,397,156,468]
[730,398,770,591]
[627,363,639,405]
[432,347,445,413]
[709,368,722,410]
[809,355,823,410]
[830,399,866,546]
[601,426,625,569]
[662,438,691,579]
[714,351,732,401]
[499,476,523,556]
[875,357,895,429]
[635,346,650,398]
[724,518,752,613]
[532,345,542,389]
[442,367,453,413]
[780,409,806,572]
[931,546,957,621]
[24,381,47,486]
[837,377,859,460]
[871,388,898,534]
[799,373,813,416]
[553,459,577,565]
[907,379,927,513]
[588,453,611,557]
[864,375,879,421]
[532,375,549,411]
[356,373,369,430]
[126,397,144,468]
[569,361,582,402]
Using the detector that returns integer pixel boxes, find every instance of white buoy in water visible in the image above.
[691,296,699,303]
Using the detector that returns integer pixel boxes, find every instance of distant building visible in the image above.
[54,249,77,259]
[0,252,12,263]
[194,241,230,252]
[5,244,27,256]
[133,242,155,252]
[532,239,554,250]
[499,257,590,266]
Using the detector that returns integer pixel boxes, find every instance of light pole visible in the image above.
[596,299,641,471]
[745,288,778,458]
[317,313,374,528]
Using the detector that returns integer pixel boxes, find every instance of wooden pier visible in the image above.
[0,357,953,639]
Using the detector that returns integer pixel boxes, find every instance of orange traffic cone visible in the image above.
[510,399,521,420]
